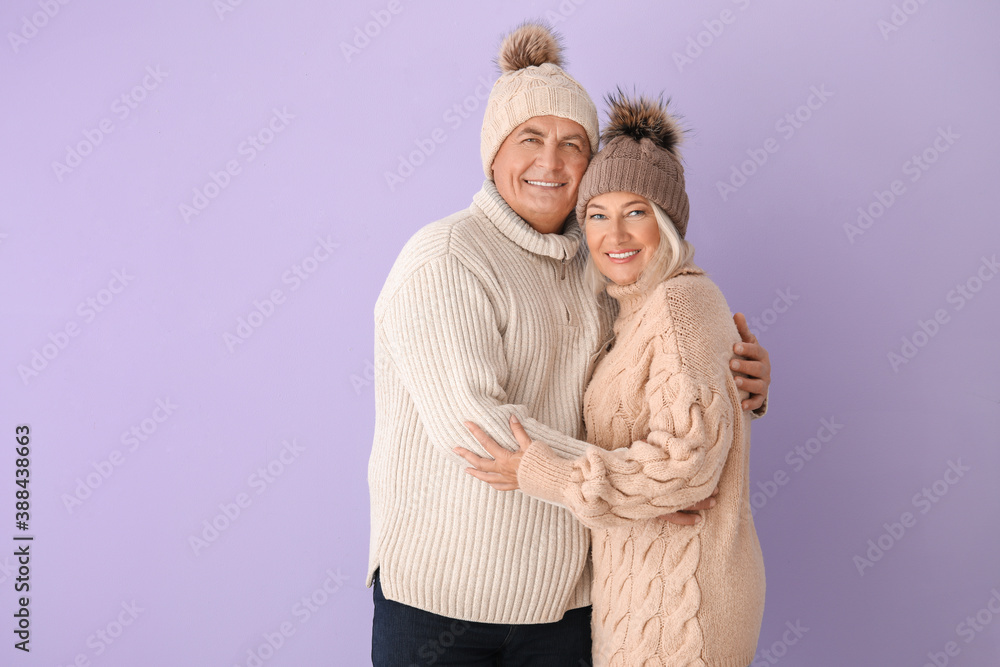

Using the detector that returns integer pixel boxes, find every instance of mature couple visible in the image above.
[368,23,769,666]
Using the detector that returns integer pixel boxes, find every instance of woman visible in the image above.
[456,92,766,666]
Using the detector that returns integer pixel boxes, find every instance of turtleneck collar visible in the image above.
[605,262,704,319]
[471,180,583,262]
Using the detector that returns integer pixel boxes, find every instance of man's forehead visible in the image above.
[514,117,587,139]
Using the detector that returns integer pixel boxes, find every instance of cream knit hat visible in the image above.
[577,91,690,237]
[480,23,599,179]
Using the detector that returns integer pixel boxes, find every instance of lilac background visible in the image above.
[2,0,998,665]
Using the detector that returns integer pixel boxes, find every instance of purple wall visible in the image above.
[3,1,998,665]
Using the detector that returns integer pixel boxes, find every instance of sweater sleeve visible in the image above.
[377,253,591,464]
[517,331,737,528]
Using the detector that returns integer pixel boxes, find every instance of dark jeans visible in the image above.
[371,570,592,666]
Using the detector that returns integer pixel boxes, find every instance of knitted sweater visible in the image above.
[368,181,616,623]
[517,264,766,666]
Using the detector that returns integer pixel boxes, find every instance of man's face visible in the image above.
[491,115,591,234]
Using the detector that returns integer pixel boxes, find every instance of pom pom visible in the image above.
[497,22,563,73]
[601,88,684,155]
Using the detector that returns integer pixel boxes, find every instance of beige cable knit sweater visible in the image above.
[518,264,766,666]
[368,181,616,623]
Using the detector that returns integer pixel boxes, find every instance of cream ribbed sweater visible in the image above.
[517,264,766,666]
[368,181,616,623]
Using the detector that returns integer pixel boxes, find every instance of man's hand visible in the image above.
[658,487,718,525]
[732,313,771,411]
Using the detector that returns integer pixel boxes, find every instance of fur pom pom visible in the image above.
[601,89,684,155]
[497,22,563,73]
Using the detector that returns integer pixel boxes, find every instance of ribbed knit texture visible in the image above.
[517,264,766,665]
[481,61,599,177]
[368,180,617,623]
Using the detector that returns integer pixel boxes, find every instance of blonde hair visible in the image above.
[583,200,695,299]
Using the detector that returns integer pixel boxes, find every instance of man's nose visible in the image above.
[534,142,563,171]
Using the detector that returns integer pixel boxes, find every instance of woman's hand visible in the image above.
[454,414,527,491]
[732,313,771,411]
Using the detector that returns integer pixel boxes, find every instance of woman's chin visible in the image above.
[605,275,638,286]
[597,262,645,287]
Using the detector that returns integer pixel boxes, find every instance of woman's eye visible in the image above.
[589,213,606,220]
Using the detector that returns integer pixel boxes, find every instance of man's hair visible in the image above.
[583,201,695,299]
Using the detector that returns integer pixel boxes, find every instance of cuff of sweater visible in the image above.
[751,393,769,420]
[517,441,576,506]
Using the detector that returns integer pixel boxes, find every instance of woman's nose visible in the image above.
[607,219,629,243]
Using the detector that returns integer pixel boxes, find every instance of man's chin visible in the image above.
[516,208,563,230]
[523,199,574,220]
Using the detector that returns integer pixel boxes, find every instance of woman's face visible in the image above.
[584,191,660,286]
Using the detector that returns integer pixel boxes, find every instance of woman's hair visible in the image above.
[583,199,695,299]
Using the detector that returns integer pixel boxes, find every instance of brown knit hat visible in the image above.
[577,91,690,237]
[481,23,599,178]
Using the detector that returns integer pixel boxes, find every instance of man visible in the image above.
[368,23,770,666]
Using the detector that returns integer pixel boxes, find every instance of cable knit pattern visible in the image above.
[368,180,617,623]
[517,264,766,666]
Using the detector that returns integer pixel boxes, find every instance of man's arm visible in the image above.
[378,254,591,463]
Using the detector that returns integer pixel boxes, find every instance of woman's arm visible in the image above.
[458,329,740,530]
[458,414,720,526]
[521,333,737,528]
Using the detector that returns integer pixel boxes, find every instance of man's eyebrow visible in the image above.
[561,133,586,143]
[515,127,546,137]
